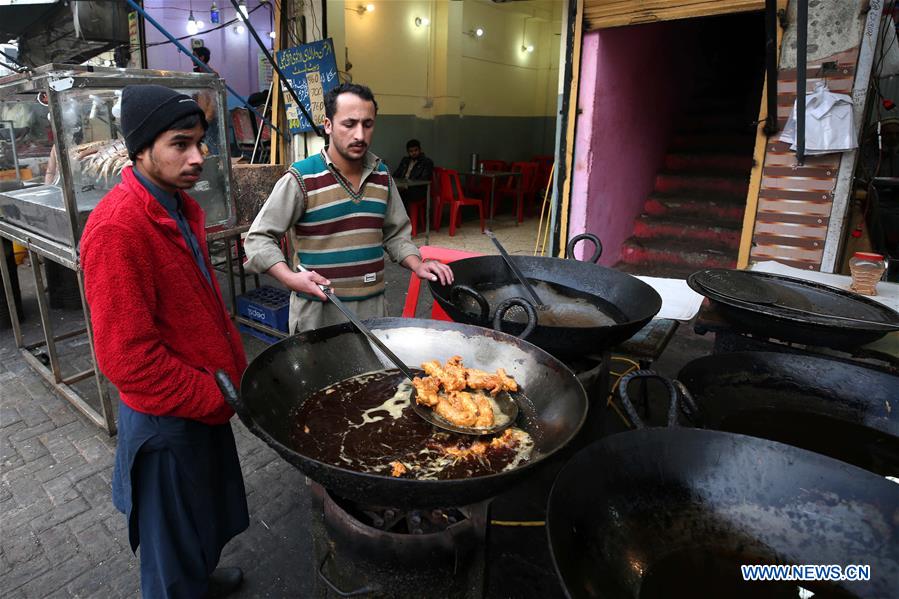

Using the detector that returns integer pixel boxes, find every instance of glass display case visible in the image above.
[0,64,236,436]
[0,64,234,268]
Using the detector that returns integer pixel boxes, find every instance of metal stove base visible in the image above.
[309,484,488,599]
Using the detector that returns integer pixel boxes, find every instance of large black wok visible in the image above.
[677,351,899,476]
[224,318,588,508]
[687,269,899,349]
[429,235,662,358]
[547,428,899,598]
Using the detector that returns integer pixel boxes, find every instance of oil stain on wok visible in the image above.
[289,369,540,479]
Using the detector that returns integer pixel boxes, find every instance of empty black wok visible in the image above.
[222,318,588,508]
[687,269,899,349]
[677,351,899,477]
[546,427,899,599]
[429,235,662,358]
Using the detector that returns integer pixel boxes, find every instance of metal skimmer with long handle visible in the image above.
[485,229,545,309]
[296,265,518,435]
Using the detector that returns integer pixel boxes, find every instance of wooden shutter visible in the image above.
[585,0,765,30]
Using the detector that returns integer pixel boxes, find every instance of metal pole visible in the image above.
[229,0,323,138]
[763,0,779,136]
[796,0,808,165]
[124,0,287,139]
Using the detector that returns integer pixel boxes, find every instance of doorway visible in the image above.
[572,11,766,277]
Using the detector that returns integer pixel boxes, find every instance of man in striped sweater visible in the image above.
[244,83,453,333]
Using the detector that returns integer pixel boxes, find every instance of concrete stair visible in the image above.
[614,112,753,279]
[643,192,747,221]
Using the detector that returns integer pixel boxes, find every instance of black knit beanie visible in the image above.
[120,85,207,159]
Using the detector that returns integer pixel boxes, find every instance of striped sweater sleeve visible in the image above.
[244,172,306,274]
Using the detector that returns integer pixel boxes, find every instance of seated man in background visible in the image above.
[392,139,434,201]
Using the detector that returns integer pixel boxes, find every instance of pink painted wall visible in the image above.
[144,0,274,104]
[569,21,699,264]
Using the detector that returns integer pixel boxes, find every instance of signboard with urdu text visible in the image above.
[275,39,339,134]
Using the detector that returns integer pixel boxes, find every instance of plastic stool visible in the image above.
[402,245,482,320]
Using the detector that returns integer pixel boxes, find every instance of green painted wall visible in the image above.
[371,114,556,173]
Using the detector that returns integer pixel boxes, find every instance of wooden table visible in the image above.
[460,170,522,226]
[394,178,432,245]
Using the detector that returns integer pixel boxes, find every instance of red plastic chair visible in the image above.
[479,159,507,172]
[493,162,538,223]
[401,246,483,320]
[433,169,485,237]
[470,159,508,197]
[407,199,426,237]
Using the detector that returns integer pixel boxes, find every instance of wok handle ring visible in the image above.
[214,370,253,423]
[318,550,382,597]
[617,370,680,429]
[492,297,538,340]
[565,233,603,263]
[450,284,490,321]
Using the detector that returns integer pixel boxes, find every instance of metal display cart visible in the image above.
[0,64,235,435]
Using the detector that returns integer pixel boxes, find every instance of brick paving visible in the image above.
[1,318,327,598]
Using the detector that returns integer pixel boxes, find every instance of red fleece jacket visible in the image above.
[80,167,247,425]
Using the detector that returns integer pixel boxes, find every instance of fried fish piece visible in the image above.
[466,367,519,396]
[433,390,480,428]
[413,357,518,428]
[411,376,441,407]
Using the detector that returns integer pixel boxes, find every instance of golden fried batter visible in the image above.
[411,376,441,407]
[436,428,526,461]
[390,461,408,477]
[412,356,515,428]
[465,367,519,396]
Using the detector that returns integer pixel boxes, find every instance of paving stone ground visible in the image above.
[1,238,710,598]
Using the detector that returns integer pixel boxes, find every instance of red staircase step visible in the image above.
[663,152,754,173]
[618,237,738,271]
[677,114,757,134]
[633,214,742,247]
[644,193,747,221]
[654,172,749,197]
[670,133,755,152]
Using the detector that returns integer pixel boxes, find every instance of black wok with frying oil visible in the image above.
[546,428,899,599]
[677,351,899,477]
[227,318,588,508]
[429,255,662,358]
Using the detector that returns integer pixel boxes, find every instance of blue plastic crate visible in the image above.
[238,323,282,345]
[235,286,290,339]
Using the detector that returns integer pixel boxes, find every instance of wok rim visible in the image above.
[428,255,663,331]
[687,269,899,332]
[238,317,590,489]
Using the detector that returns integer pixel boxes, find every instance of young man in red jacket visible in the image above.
[80,85,248,598]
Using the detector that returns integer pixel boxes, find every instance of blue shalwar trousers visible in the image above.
[112,401,249,599]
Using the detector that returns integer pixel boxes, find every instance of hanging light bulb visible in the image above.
[268,31,276,39]
[238,0,248,19]
[235,24,246,34]
[196,17,205,29]
[187,12,199,35]
[210,2,220,24]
